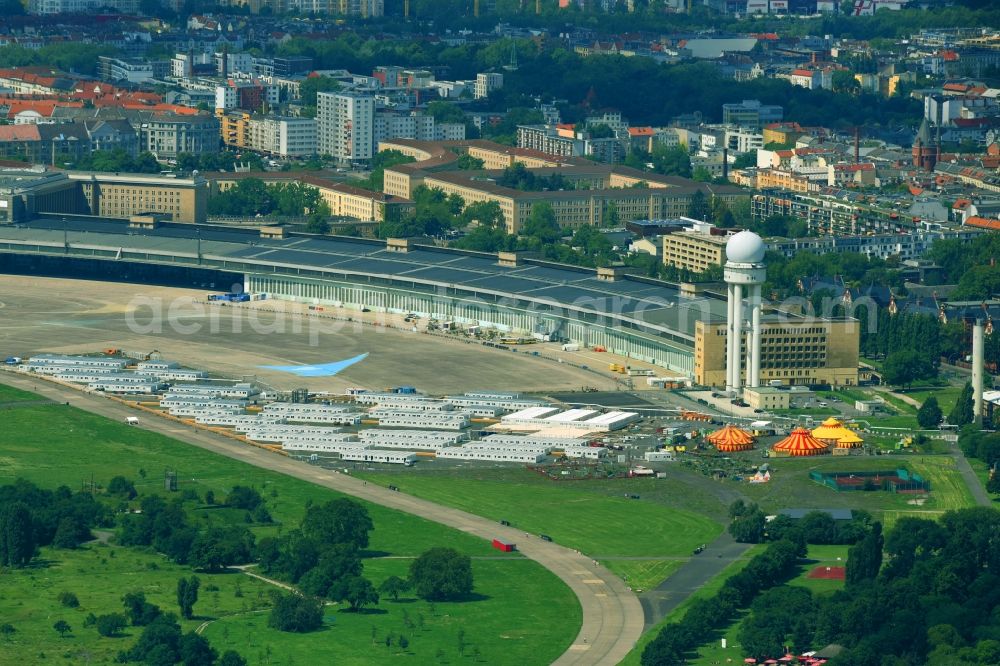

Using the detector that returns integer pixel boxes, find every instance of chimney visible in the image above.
[723,147,729,180]
[973,319,985,422]
[854,127,860,164]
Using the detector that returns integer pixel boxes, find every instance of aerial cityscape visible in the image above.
[0,1,999,665]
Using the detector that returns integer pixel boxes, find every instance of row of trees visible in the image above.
[728,500,875,547]
[207,179,331,224]
[750,509,1000,665]
[56,149,161,174]
[641,539,802,665]
[0,479,111,567]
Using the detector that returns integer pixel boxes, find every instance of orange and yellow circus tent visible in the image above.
[771,427,830,457]
[706,424,755,452]
[811,417,864,449]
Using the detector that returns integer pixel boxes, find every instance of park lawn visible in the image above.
[879,393,918,415]
[201,557,580,666]
[0,395,581,663]
[0,402,497,558]
[737,455,973,518]
[0,541,275,665]
[906,386,964,415]
[772,407,840,417]
[600,559,684,593]
[907,456,977,511]
[353,469,721,558]
[0,381,45,402]
[869,414,920,429]
[618,546,765,666]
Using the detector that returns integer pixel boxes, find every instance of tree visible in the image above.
[729,504,766,543]
[95,613,127,637]
[882,349,933,388]
[299,75,341,106]
[0,624,15,640]
[379,575,411,602]
[845,523,883,586]
[331,575,380,612]
[918,396,944,429]
[305,217,330,234]
[179,631,217,666]
[122,591,161,626]
[409,547,474,601]
[226,486,263,511]
[0,502,35,567]
[127,613,181,663]
[177,576,200,620]
[188,526,255,572]
[267,593,324,633]
[948,382,975,427]
[218,651,249,666]
[107,476,137,499]
[58,591,79,608]
[53,620,71,638]
[686,189,709,221]
[301,498,373,551]
[522,202,561,243]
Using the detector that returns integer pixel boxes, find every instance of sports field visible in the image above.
[0,393,580,665]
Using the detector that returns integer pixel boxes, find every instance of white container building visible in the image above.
[244,425,342,441]
[88,379,165,394]
[169,406,244,417]
[341,449,417,465]
[369,410,470,430]
[27,355,128,370]
[135,360,179,371]
[358,429,466,447]
[282,441,369,454]
[276,412,362,426]
[151,369,209,382]
[159,395,249,410]
[435,446,547,463]
[194,414,285,428]
[445,396,546,413]
[263,403,351,415]
[273,432,358,446]
[561,445,607,459]
[54,369,153,383]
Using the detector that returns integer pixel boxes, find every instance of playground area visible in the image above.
[810,468,930,494]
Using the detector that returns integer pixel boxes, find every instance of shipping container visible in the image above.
[491,538,516,552]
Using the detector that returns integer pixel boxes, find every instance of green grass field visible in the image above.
[353,468,722,590]
[906,386,963,415]
[738,454,975,517]
[618,546,766,666]
[0,393,581,665]
[0,382,47,402]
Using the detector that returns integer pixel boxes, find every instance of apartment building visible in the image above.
[474,72,504,99]
[220,114,316,157]
[721,99,783,129]
[140,114,220,159]
[317,91,375,166]
[662,229,730,273]
[695,317,860,387]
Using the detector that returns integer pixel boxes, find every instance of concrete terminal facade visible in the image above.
[0,217,858,385]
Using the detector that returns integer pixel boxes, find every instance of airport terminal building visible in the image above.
[0,216,860,386]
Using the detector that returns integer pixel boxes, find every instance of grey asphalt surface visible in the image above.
[952,447,992,507]
[0,371,645,666]
[638,531,752,629]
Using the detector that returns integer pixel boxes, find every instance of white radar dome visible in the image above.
[726,230,766,264]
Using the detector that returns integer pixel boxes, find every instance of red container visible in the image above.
[491,538,515,552]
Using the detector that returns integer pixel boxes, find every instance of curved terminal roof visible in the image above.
[0,218,732,343]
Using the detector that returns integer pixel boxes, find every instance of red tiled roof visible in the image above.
[791,69,815,77]
[943,83,969,92]
[966,216,1000,231]
[0,125,41,141]
[628,127,655,136]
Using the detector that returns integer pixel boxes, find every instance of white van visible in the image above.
[125,417,139,426]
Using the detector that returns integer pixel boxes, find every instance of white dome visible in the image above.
[726,230,766,264]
